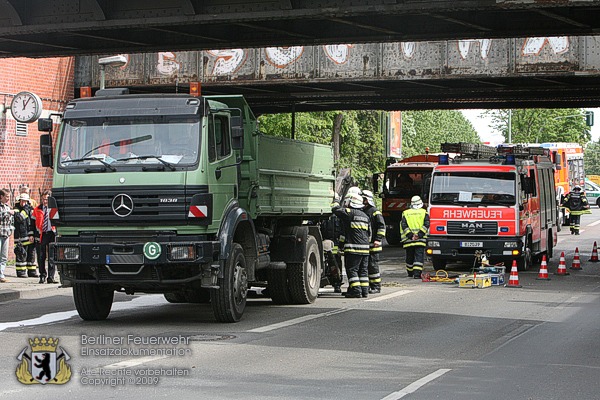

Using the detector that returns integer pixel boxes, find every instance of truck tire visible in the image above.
[287,235,321,304]
[211,243,248,323]
[73,283,114,321]
[164,292,187,303]
[431,257,447,271]
[268,269,294,305]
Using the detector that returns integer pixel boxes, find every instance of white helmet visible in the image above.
[348,193,364,209]
[344,186,362,206]
[410,195,423,209]
[362,189,375,207]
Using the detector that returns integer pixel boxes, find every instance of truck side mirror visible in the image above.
[231,116,244,150]
[38,118,53,132]
[40,134,53,168]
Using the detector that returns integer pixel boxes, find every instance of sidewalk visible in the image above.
[0,264,69,302]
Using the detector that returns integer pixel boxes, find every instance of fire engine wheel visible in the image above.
[287,235,321,304]
[211,243,247,323]
[164,292,187,303]
[596,198,600,208]
[268,268,294,305]
[73,283,114,321]
[431,257,447,271]
[517,238,533,271]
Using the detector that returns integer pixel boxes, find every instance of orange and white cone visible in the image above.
[555,251,570,276]
[570,247,582,270]
[536,254,551,280]
[506,260,522,288]
[590,241,599,262]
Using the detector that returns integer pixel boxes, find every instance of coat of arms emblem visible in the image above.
[15,337,72,385]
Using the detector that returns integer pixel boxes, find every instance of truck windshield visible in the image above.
[384,170,431,199]
[57,116,200,170]
[430,172,516,205]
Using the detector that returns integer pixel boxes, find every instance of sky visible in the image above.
[460,108,600,145]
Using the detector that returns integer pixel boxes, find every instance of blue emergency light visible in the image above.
[439,154,450,165]
[505,154,516,165]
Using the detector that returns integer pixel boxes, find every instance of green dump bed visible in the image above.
[244,134,335,218]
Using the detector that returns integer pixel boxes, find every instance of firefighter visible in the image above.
[562,185,590,235]
[13,193,37,278]
[332,192,371,298]
[362,190,386,294]
[320,214,344,293]
[400,195,430,279]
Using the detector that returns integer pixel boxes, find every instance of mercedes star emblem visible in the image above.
[112,193,134,217]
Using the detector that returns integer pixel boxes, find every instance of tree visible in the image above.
[584,140,600,175]
[401,110,480,157]
[483,109,591,145]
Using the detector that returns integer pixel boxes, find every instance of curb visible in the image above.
[0,284,69,303]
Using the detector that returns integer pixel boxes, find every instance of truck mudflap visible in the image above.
[53,238,221,288]
[427,237,524,263]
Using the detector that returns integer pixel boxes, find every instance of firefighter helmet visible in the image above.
[573,185,582,191]
[362,190,375,206]
[348,193,364,209]
[410,195,423,209]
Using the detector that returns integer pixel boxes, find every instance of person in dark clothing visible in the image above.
[561,185,590,235]
[32,191,57,283]
[361,190,386,294]
[13,194,36,278]
[320,215,345,293]
[332,192,371,298]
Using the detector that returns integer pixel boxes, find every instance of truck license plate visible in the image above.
[460,241,483,248]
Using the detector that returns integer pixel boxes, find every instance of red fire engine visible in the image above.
[426,142,559,271]
[373,152,439,245]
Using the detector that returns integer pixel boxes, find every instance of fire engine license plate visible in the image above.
[460,241,483,248]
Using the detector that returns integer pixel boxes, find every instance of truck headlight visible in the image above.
[169,245,196,261]
[56,246,80,261]
[504,241,518,248]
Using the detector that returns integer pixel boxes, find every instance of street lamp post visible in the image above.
[98,55,128,90]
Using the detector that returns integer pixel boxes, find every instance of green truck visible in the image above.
[38,89,335,322]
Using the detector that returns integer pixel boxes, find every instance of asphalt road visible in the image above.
[0,209,599,399]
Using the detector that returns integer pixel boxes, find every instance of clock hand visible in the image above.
[22,98,30,109]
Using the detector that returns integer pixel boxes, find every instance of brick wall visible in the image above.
[0,57,75,260]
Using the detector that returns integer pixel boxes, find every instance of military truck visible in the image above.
[38,89,335,322]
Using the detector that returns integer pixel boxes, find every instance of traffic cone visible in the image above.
[555,251,570,275]
[536,254,551,280]
[570,247,582,270]
[506,260,522,288]
[590,241,599,262]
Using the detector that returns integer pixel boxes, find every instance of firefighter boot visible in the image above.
[344,288,362,298]
[333,285,342,294]
[413,271,422,280]
[361,287,369,298]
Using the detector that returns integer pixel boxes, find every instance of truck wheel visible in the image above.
[431,257,447,270]
[597,198,600,208]
[164,292,187,303]
[268,269,294,305]
[73,283,114,321]
[211,243,247,323]
[288,235,321,304]
[517,237,532,271]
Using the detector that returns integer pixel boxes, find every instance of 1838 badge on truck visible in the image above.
[15,337,72,385]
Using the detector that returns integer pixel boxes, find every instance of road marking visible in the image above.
[381,368,452,400]
[588,219,600,227]
[366,289,413,302]
[248,308,350,333]
[0,295,166,332]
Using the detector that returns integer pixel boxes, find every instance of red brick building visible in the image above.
[1,57,75,259]
[0,57,74,203]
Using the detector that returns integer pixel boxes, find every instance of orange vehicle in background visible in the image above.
[373,151,439,245]
[538,143,584,226]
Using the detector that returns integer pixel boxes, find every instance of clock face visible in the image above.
[11,91,43,123]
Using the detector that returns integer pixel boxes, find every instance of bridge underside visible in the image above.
[2,1,600,58]
[75,37,600,114]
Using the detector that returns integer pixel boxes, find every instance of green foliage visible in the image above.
[584,140,600,175]
[258,110,481,185]
[401,110,480,157]
[483,109,591,145]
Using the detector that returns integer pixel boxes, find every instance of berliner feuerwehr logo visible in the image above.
[15,337,72,385]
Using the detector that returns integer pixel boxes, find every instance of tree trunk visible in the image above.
[332,113,343,164]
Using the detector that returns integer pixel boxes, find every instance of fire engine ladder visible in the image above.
[496,144,547,158]
[441,142,498,159]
